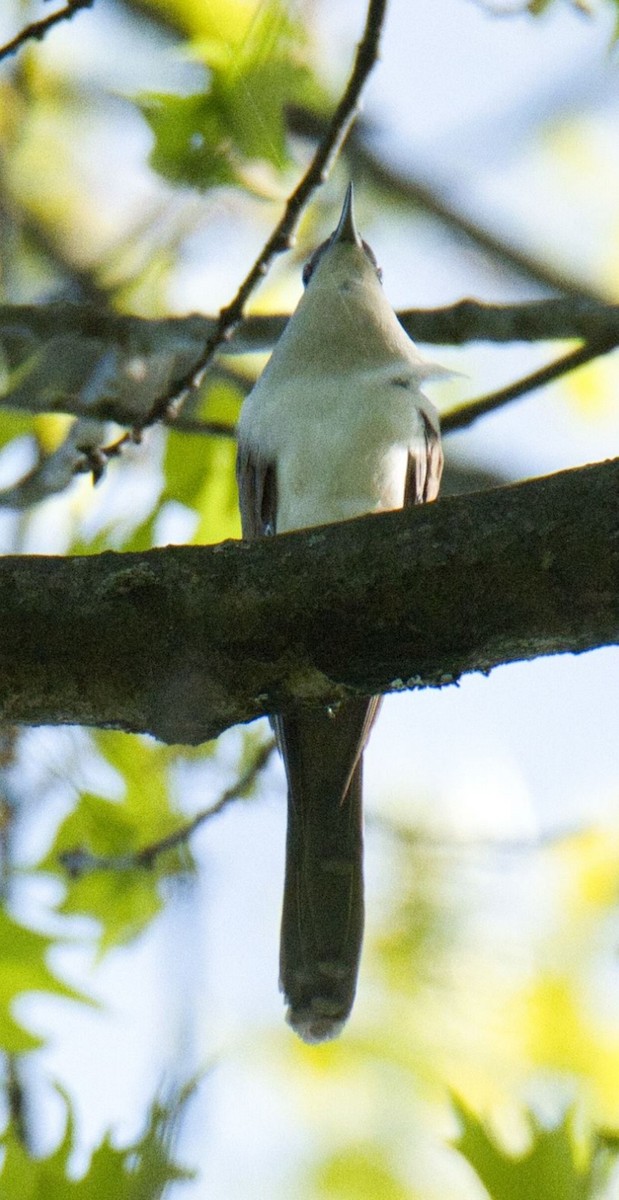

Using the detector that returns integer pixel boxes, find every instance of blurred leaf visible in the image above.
[453,1101,606,1200]
[39,732,217,950]
[44,794,165,952]
[0,1084,195,1197]
[121,513,159,554]
[163,378,242,543]
[0,911,91,1053]
[0,410,33,452]
[315,1147,410,1200]
[561,354,617,421]
[140,92,238,189]
[140,0,322,190]
[136,0,259,40]
[191,433,240,543]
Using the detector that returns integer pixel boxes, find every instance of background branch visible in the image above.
[441,338,618,434]
[0,457,617,745]
[4,296,619,433]
[394,296,619,345]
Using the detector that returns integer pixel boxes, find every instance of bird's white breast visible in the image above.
[239,364,430,533]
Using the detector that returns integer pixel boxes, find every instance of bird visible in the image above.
[236,184,444,1043]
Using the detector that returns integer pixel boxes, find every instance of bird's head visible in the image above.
[301,182,383,293]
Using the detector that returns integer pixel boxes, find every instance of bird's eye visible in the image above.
[302,241,328,287]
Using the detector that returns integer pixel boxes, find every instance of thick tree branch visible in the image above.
[0,457,617,745]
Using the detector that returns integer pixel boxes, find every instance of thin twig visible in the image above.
[59,739,277,877]
[0,0,94,65]
[442,338,618,434]
[139,0,389,430]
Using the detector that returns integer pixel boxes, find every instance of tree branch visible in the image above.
[0,0,95,65]
[4,296,619,437]
[442,338,618,434]
[395,296,619,346]
[226,296,619,353]
[0,457,617,745]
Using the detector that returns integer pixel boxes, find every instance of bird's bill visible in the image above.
[332,182,362,247]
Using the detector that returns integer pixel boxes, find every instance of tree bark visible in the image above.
[1,456,618,745]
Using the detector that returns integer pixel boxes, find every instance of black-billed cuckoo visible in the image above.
[236,185,444,1042]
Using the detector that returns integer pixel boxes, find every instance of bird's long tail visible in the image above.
[274,698,379,1043]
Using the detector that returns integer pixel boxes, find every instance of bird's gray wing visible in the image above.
[404,410,444,506]
[236,431,278,539]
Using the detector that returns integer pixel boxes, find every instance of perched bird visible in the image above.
[236,184,444,1043]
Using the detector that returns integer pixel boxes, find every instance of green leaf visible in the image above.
[0,1084,195,1197]
[162,379,243,544]
[453,1100,605,1200]
[133,0,259,42]
[0,911,91,1052]
[163,383,238,509]
[57,846,164,953]
[39,733,215,950]
[139,0,322,189]
[140,92,237,189]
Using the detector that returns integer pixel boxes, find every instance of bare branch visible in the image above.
[228,295,619,352]
[0,0,95,65]
[59,739,277,877]
[0,304,214,425]
[2,296,618,499]
[0,457,617,744]
[442,338,618,434]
